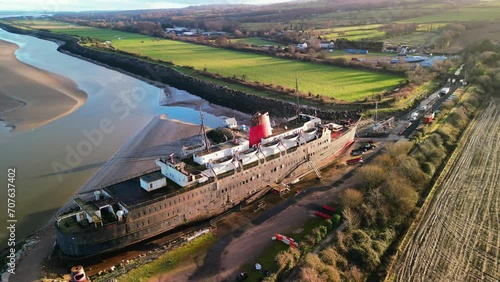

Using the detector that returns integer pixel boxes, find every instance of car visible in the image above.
[364,144,377,150]
[236,272,248,281]
[350,150,363,156]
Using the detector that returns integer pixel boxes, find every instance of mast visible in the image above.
[199,106,211,150]
[295,73,301,116]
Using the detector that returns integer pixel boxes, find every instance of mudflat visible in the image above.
[0,39,87,131]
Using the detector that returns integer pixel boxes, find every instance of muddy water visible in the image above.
[0,29,226,247]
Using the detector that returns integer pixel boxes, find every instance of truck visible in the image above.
[423,112,435,124]
[439,87,450,96]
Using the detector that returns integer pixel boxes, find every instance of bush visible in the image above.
[341,188,364,208]
[356,165,387,190]
[325,219,333,230]
[332,214,341,227]
[347,245,380,272]
[351,229,371,245]
[320,247,338,265]
[421,162,435,175]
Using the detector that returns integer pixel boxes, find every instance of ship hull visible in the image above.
[56,125,357,257]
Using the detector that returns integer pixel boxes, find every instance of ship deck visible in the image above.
[270,118,305,136]
[106,171,185,207]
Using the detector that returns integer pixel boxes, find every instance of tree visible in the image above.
[215,36,228,46]
[320,247,338,266]
[342,207,360,228]
[341,188,364,209]
[276,250,294,272]
[355,165,387,190]
[344,266,363,282]
[233,29,243,38]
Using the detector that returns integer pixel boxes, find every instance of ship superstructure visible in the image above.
[55,112,357,256]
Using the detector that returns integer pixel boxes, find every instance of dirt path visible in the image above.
[186,165,361,281]
[394,99,500,281]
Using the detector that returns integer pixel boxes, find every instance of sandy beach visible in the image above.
[0,40,87,131]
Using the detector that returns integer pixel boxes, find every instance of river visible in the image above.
[0,28,227,248]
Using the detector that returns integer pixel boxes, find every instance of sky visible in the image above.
[0,0,292,12]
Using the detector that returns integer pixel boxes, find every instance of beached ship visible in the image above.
[55,112,358,257]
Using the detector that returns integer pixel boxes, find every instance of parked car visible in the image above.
[351,150,364,156]
[236,272,248,281]
[364,144,376,150]
[346,157,363,165]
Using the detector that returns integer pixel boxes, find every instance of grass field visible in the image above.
[385,31,441,46]
[117,233,217,282]
[42,25,402,102]
[321,25,386,41]
[399,5,500,23]
[234,37,286,47]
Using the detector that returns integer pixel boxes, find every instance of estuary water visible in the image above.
[0,28,225,247]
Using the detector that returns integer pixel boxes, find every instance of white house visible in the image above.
[320,41,335,49]
[297,42,308,50]
[224,117,238,129]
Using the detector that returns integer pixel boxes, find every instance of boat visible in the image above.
[55,111,358,257]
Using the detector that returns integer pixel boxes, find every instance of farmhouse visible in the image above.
[224,117,238,129]
[297,42,308,50]
[320,41,335,49]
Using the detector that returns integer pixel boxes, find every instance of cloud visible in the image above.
[0,0,292,12]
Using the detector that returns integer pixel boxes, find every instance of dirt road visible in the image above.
[394,99,500,281]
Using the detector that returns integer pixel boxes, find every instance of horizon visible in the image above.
[0,0,293,12]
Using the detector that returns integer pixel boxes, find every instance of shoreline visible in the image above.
[0,39,88,132]
[57,48,251,124]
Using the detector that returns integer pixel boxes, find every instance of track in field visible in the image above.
[394,99,500,282]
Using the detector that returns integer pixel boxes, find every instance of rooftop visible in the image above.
[106,170,184,207]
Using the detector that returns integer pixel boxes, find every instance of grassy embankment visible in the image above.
[96,233,217,282]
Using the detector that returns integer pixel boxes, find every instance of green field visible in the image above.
[234,37,286,47]
[43,26,402,101]
[322,28,386,41]
[399,5,500,23]
[385,31,441,46]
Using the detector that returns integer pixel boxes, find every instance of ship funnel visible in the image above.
[94,190,101,201]
[117,210,124,222]
[249,112,272,146]
[71,265,89,282]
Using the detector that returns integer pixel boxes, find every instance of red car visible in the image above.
[346,157,363,165]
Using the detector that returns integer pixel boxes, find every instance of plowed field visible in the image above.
[394,99,500,282]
